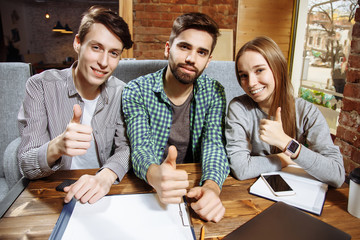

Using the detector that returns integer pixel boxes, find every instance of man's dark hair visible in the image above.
[78,5,133,49]
[169,12,220,53]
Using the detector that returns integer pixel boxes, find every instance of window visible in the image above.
[309,36,313,45]
[316,37,321,46]
[294,0,356,134]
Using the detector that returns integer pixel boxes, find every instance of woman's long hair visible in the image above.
[235,36,296,151]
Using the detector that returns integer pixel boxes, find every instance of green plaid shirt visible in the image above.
[122,67,229,188]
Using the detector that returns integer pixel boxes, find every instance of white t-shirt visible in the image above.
[71,96,100,169]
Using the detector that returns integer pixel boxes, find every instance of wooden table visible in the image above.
[0,164,359,239]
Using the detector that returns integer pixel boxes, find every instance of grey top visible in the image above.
[225,95,345,188]
[18,65,131,181]
[162,92,193,164]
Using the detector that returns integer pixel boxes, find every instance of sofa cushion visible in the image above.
[4,137,22,188]
[204,61,245,106]
[0,63,31,179]
[0,178,9,202]
[113,60,167,84]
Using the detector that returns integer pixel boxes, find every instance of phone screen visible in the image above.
[262,174,293,192]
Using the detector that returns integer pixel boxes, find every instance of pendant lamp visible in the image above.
[52,21,65,32]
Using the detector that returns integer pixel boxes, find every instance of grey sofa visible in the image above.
[113,60,244,105]
[0,62,32,201]
[0,60,243,203]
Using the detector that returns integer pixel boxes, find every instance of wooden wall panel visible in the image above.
[236,0,294,60]
[119,0,133,58]
[212,29,234,61]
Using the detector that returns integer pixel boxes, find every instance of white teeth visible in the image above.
[94,69,105,74]
[251,87,264,94]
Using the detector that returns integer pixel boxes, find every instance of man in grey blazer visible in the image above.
[18,6,133,204]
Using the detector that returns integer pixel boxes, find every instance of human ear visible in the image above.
[164,41,170,59]
[73,35,81,53]
[205,55,212,69]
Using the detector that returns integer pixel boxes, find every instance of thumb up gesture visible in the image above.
[259,107,289,148]
[47,104,93,165]
[147,145,189,204]
[61,104,93,156]
[163,145,178,169]
[71,103,82,124]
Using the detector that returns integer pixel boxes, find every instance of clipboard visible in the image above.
[249,165,328,215]
[49,193,195,240]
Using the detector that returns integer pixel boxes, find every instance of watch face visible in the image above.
[288,140,299,153]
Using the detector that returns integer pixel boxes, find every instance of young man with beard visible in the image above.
[122,12,229,222]
[18,6,133,204]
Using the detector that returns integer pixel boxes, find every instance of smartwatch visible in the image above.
[284,139,300,157]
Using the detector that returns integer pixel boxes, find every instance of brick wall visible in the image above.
[133,0,238,59]
[335,2,360,174]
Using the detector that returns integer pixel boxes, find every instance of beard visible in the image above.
[169,63,204,85]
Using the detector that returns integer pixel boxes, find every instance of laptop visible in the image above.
[223,201,351,240]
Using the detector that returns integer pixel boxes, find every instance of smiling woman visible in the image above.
[225,36,345,189]
[236,50,275,114]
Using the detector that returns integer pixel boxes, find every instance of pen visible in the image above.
[200,225,205,240]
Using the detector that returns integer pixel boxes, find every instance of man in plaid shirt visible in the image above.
[122,12,229,222]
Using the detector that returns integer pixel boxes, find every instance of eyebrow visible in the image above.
[199,47,210,55]
[176,41,210,54]
[238,63,266,73]
[90,40,123,53]
[252,64,267,69]
[238,64,267,73]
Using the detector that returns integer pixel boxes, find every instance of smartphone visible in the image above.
[55,179,77,192]
[260,173,295,196]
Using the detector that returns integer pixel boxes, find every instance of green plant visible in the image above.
[300,87,336,110]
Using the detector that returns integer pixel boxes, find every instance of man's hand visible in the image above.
[187,180,225,223]
[147,145,189,204]
[259,107,291,150]
[47,104,93,166]
[63,168,117,204]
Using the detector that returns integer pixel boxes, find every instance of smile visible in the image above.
[250,87,265,95]
[92,67,107,77]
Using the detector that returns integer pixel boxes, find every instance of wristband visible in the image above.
[283,139,300,157]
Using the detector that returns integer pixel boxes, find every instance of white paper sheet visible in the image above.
[249,165,328,215]
[61,193,194,240]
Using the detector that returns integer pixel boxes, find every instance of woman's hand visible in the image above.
[277,152,297,167]
[259,107,292,151]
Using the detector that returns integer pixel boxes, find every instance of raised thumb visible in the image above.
[186,187,202,200]
[163,145,178,169]
[71,104,82,124]
[275,107,282,123]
